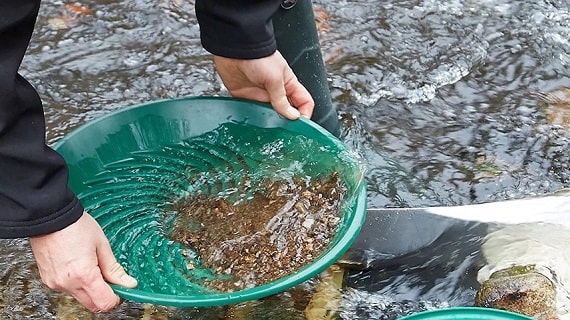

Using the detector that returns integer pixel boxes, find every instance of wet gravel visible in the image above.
[169,173,346,292]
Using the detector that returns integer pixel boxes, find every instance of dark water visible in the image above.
[2,0,570,318]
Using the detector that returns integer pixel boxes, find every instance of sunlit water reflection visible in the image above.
[1,0,569,318]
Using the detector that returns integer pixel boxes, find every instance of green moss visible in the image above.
[490,265,537,279]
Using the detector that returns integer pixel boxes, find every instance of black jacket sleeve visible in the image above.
[0,0,84,238]
[0,0,282,238]
[195,0,282,59]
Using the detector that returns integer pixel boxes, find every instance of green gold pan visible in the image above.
[398,307,533,320]
[53,96,367,307]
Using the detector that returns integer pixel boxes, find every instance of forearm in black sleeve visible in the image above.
[0,0,84,238]
[195,0,282,59]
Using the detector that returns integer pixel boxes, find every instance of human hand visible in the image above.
[214,51,314,120]
[29,212,137,313]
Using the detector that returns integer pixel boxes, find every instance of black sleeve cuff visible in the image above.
[195,0,282,59]
[0,197,84,239]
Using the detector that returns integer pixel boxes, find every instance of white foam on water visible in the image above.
[427,194,570,227]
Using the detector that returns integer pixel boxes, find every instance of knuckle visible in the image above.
[108,262,125,275]
[50,276,73,290]
[42,278,59,290]
[46,267,98,290]
[65,268,82,280]
[70,267,99,284]
[95,296,120,312]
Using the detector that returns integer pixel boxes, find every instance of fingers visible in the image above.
[265,58,313,120]
[266,73,301,120]
[71,272,121,313]
[41,262,120,313]
[284,76,314,119]
[268,74,315,120]
[29,212,134,313]
[229,87,271,103]
[271,96,301,120]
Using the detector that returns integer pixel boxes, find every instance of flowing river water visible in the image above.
[1,0,570,319]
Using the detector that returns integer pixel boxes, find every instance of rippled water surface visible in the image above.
[2,0,570,318]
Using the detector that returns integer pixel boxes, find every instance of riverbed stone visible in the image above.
[475,265,557,320]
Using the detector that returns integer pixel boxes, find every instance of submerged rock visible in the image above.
[476,265,557,319]
[476,223,570,320]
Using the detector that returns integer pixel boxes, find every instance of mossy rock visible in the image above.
[475,265,557,320]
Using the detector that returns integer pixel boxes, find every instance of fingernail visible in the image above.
[286,107,301,119]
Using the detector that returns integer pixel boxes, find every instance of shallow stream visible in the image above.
[1,0,570,318]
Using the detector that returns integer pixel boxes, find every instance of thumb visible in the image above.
[98,243,138,288]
